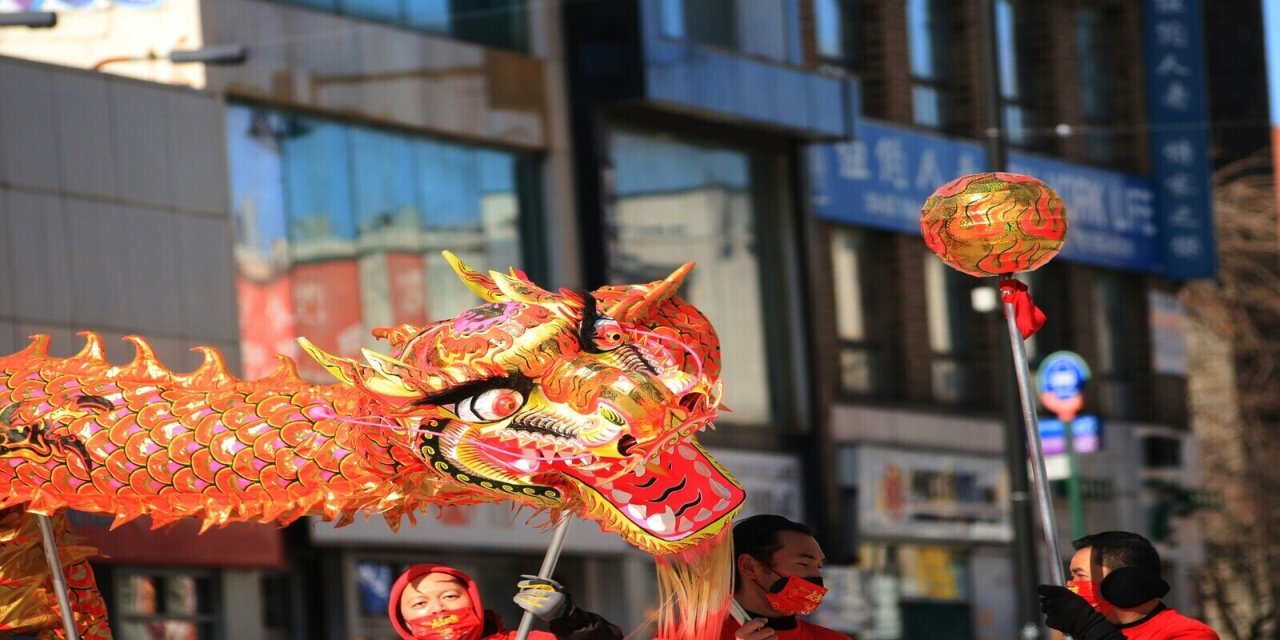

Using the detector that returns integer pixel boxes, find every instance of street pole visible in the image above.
[976,0,1043,636]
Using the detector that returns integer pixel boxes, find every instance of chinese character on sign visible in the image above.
[1161,139,1195,166]
[835,140,869,180]
[1156,21,1189,47]
[1155,53,1190,77]
[1170,236,1202,257]
[1164,172,1196,198]
[915,149,944,190]
[1162,81,1191,110]
[1169,205,1197,226]
[875,138,909,190]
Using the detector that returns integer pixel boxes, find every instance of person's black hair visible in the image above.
[731,514,813,591]
[1082,531,1162,575]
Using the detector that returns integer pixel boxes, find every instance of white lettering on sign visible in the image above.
[1164,172,1197,198]
[1169,235,1203,257]
[1161,139,1196,166]
[1155,20,1189,47]
[1162,80,1191,110]
[1155,53,1190,77]
[835,141,870,180]
[875,138,909,190]
[915,149,945,190]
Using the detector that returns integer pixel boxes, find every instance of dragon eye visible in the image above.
[592,318,624,352]
[455,388,526,423]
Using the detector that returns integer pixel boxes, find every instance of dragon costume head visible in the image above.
[300,252,744,556]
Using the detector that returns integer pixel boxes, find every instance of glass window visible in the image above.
[907,0,959,131]
[607,129,777,425]
[1091,271,1139,418]
[659,0,790,61]
[226,104,538,380]
[1075,5,1120,166]
[815,0,857,64]
[996,0,1030,146]
[274,0,529,52]
[923,252,971,404]
[115,571,217,640]
[831,227,886,396]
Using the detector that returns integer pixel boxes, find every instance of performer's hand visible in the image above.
[735,618,777,640]
[1037,585,1125,640]
[514,575,573,622]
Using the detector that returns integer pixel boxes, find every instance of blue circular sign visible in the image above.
[1036,351,1091,401]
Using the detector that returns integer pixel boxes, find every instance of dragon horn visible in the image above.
[489,270,556,305]
[359,348,422,398]
[605,262,694,322]
[443,250,506,302]
[297,338,360,386]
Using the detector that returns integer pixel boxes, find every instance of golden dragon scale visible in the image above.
[0,252,745,640]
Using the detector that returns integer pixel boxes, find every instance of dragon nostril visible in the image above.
[678,393,703,413]
[617,435,638,456]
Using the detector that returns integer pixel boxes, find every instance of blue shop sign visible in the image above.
[809,120,985,236]
[1144,0,1217,280]
[1007,154,1158,271]
[810,119,1167,274]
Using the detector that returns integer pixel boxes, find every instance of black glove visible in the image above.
[1037,585,1126,640]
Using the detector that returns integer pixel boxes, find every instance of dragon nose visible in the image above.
[616,435,638,456]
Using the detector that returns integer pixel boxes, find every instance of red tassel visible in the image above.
[999,279,1046,339]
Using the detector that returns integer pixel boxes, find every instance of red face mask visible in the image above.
[763,575,828,616]
[405,607,484,640]
[1068,578,1114,617]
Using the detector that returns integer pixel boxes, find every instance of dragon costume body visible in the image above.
[0,253,745,640]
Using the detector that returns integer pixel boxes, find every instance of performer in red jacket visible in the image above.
[1039,531,1219,639]
[389,564,622,640]
[721,515,853,640]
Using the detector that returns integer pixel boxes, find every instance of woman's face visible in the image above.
[400,572,473,621]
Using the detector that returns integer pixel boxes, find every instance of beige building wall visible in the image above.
[0,55,239,370]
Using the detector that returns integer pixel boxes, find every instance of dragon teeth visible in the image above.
[646,508,675,534]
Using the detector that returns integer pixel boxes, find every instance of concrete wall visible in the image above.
[0,55,240,372]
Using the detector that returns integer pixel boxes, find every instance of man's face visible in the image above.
[399,572,473,621]
[766,531,826,581]
[1069,547,1093,581]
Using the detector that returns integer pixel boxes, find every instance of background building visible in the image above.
[0,1,1230,639]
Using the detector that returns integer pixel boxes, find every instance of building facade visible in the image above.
[0,1,1219,639]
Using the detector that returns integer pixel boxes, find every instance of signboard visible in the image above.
[1144,0,1217,279]
[67,511,286,568]
[1036,350,1091,421]
[1149,290,1189,375]
[1007,154,1158,271]
[810,120,1161,272]
[311,447,803,551]
[1039,415,1102,456]
[809,116,1213,277]
[809,120,985,236]
[853,445,1012,542]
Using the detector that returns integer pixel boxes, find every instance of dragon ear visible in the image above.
[605,262,694,322]
[443,251,507,302]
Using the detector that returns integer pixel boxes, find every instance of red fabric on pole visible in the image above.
[1000,279,1046,339]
